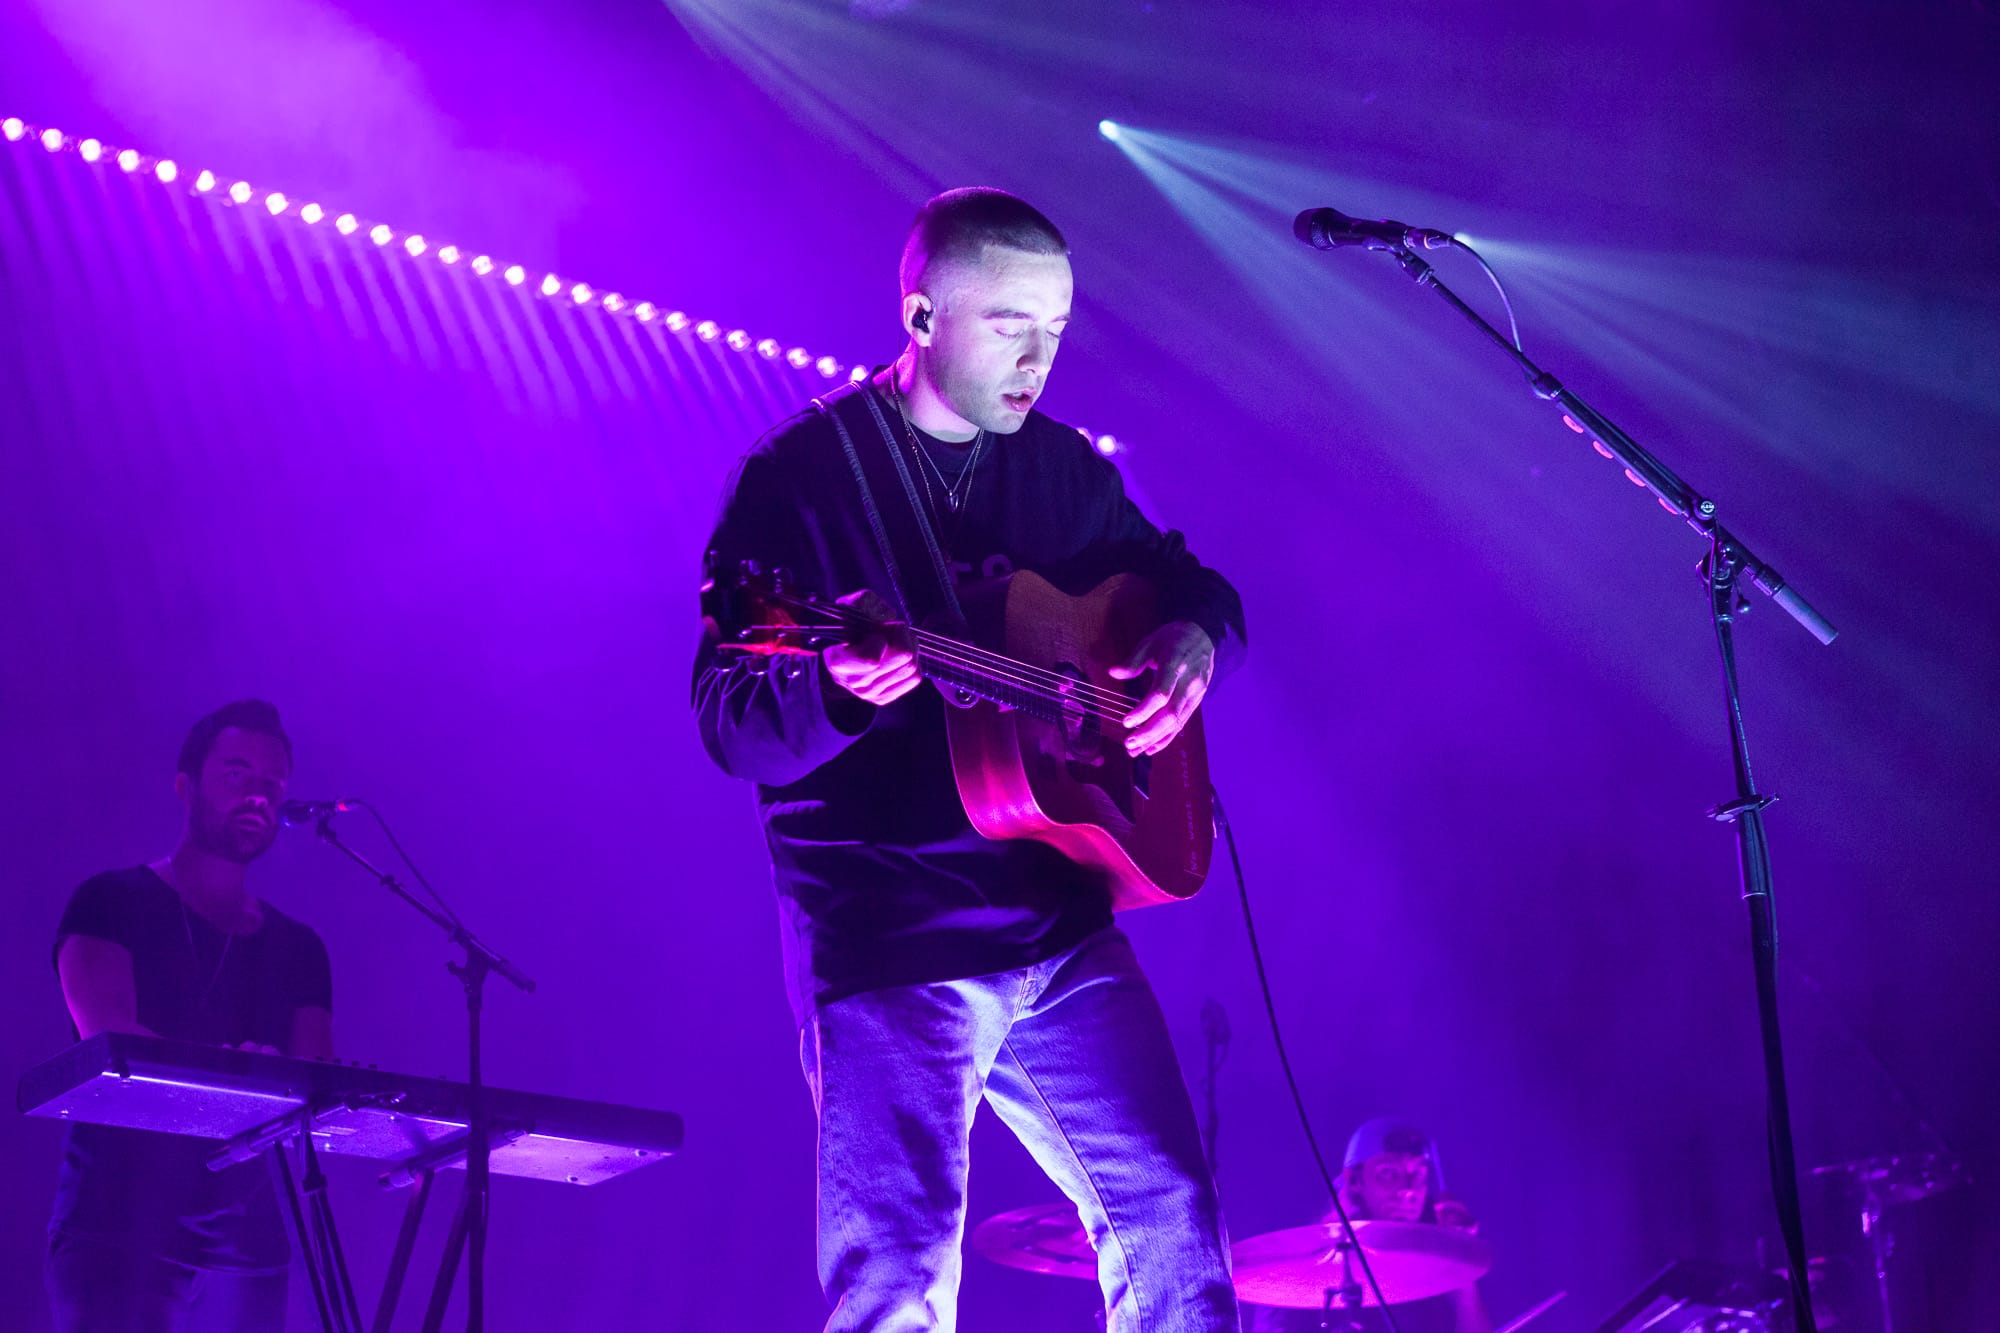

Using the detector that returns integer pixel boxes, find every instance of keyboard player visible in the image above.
[44,700,335,1333]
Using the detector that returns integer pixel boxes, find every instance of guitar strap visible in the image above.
[811,381,968,634]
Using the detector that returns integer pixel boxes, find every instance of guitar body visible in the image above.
[945,570,1212,910]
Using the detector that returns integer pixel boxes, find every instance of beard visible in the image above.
[192,800,277,863]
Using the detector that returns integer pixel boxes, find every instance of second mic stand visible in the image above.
[314,813,535,1333]
[1373,241,1836,1331]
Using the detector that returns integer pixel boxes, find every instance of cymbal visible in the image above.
[968,1202,1097,1280]
[1231,1219,1494,1309]
[1811,1152,1968,1206]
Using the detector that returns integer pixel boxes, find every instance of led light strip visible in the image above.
[3,115,1128,455]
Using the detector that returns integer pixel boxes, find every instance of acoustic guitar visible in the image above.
[704,562,1212,909]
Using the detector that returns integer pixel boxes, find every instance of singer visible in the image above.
[44,700,334,1333]
[693,188,1248,1331]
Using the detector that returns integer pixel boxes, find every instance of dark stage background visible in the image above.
[3,2,1996,1329]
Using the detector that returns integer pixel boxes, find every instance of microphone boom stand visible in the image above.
[1370,241,1836,1332]
[313,814,535,1333]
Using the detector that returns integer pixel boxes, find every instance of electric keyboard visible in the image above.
[18,1033,682,1186]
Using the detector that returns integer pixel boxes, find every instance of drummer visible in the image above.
[1248,1118,1493,1333]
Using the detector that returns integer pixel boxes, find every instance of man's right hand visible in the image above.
[822,590,922,706]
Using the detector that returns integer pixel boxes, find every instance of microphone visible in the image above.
[278,798,359,827]
[1294,206,1453,252]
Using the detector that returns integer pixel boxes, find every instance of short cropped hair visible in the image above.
[177,699,293,778]
[899,187,1068,295]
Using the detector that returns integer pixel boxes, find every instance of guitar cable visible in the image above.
[1213,786,1405,1333]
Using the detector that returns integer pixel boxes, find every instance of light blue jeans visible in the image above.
[800,925,1240,1333]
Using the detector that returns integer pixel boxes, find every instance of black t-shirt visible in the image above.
[693,390,1248,1020]
[49,865,334,1271]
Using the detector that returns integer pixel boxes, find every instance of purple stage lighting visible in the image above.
[265,192,288,216]
[540,274,562,297]
[438,245,461,265]
[634,302,659,322]
[335,213,359,235]
[370,224,393,246]
[117,149,140,173]
[299,203,323,224]
[41,128,64,152]
[2,117,24,142]
[816,355,839,378]
[195,170,217,193]
[755,337,781,360]
[602,292,625,313]
[155,160,179,184]
[665,311,690,332]
[725,329,750,351]
[570,282,592,305]
[228,181,253,204]
[79,139,103,163]
[505,264,527,286]
[404,234,427,257]
[471,255,494,275]
[696,320,721,342]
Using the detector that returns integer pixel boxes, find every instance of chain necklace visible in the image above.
[179,898,236,1011]
[158,859,239,1012]
[887,377,986,521]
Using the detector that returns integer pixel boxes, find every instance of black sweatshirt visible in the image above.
[692,389,1247,1020]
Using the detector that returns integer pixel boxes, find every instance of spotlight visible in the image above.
[117,148,140,173]
[78,139,103,163]
[816,355,839,378]
[1098,119,1122,142]
[601,292,624,313]
[2,118,23,142]
[633,302,658,322]
[540,274,561,296]
[335,213,359,234]
[726,329,751,351]
[155,160,178,184]
[195,170,218,193]
[265,192,288,215]
[786,347,812,369]
[570,282,592,304]
[471,255,494,275]
[299,202,324,224]
[40,128,63,152]
[505,264,526,286]
[696,320,721,342]
[755,337,781,360]
[665,310,690,332]
[1094,434,1120,456]
[438,244,460,264]
[370,223,392,246]
[848,365,868,383]
[404,234,426,257]
[228,181,253,204]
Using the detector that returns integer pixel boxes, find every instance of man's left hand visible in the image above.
[1110,621,1216,756]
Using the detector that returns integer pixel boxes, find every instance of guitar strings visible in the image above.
[763,592,1146,719]
[755,601,1147,723]
[735,623,1138,724]
[761,590,1142,709]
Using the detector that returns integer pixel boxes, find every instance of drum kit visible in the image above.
[970,1149,1971,1332]
[969,1201,1494,1325]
